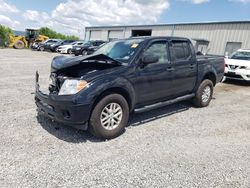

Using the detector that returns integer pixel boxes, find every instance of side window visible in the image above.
[171,41,191,61]
[143,41,169,64]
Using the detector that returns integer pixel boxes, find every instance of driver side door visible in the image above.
[134,40,175,105]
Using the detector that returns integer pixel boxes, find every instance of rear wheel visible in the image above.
[14,40,25,49]
[193,79,214,107]
[89,94,129,139]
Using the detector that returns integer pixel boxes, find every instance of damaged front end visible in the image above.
[35,54,122,129]
[35,71,91,130]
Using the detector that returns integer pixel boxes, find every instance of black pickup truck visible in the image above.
[35,37,224,139]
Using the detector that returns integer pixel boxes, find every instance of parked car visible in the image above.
[49,40,76,52]
[57,41,85,54]
[72,40,106,56]
[31,42,39,50]
[35,37,224,139]
[224,49,250,81]
[37,39,61,51]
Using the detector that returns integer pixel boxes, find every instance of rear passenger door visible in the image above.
[170,40,197,95]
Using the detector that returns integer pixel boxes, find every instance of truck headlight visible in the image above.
[58,80,88,95]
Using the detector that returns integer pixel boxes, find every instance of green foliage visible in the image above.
[0,24,13,47]
[39,27,79,40]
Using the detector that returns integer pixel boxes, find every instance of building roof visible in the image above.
[86,20,250,30]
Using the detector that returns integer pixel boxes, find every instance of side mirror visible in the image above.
[141,53,159,65]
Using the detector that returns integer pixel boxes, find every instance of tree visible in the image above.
[0,25,13,47]
[39,27,79,40]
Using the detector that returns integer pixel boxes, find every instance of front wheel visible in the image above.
[89,94,129,139]
[67,48,72,54]
[82,50,88,56]
[40,46,45,51]
[193,79,214,107]
[14,40,25,49]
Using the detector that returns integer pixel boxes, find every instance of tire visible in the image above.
[40,46,45,51]
[14,40,25,49]
[82,50,87,56]
[193,79,214,107]
[67,48,72,54]
[89,94,129,139]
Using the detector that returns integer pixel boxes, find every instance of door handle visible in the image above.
[166,67,175,72]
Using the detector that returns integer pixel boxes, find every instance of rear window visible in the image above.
[170,41,191,61]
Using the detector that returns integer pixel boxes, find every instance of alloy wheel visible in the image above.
[100,103,123,130]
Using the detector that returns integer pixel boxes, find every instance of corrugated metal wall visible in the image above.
[85,22,250,55]
[172,23,250,55]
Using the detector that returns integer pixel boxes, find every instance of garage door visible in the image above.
[225,42,242,56]
[108,30,124,40]
[90,30,102,40]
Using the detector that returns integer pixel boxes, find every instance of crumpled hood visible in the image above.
[51,53,121,72]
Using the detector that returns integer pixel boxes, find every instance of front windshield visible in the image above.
[93,39,144,63]
[230,51,250,61]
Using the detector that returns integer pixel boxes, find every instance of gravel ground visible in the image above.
[0,49,250,188]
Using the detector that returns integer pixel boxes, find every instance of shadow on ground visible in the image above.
[37,101,192,143]
[223,79,250,86]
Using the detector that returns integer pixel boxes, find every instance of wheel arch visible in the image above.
[92,87,133,113]
[202,72,217,86]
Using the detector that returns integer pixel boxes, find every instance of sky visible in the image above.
[0,0,250,38]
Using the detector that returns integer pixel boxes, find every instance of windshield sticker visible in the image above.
[131,43,139,48]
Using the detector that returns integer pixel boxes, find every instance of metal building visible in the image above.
[85,21,250,56]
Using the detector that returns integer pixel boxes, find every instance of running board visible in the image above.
[134,94,195,113]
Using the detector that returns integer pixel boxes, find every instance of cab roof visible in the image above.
[130,36,190,41]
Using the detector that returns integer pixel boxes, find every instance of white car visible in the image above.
[57,41,85,54]
[224,49,250,81]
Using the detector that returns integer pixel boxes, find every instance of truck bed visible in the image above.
[196,54,225,84]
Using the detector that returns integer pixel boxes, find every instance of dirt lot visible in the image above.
[0,49,249,187]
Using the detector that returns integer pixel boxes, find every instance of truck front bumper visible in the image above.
[35,72,90,130]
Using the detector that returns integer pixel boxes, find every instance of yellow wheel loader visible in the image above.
[9,29,48,49]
